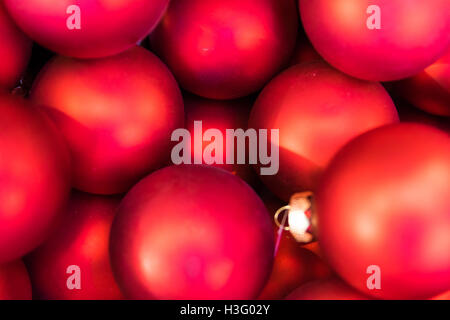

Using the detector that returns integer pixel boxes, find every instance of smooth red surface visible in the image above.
[249,61,399,201]
[286,278,369,300]
[0,94,71,263]
[185,94,254,182]
[151,0,298,99]
[27,192,123,300]
[0,260,32,300]
[4,0,168,58]
[396,51,450,117]
[299,0,450,81]
[110,165,274,299]
[317,124,450,299]
[31,46,184,195]
[0,2,31,88]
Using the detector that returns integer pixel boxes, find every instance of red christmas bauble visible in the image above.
[110,165,274,299]
[150,0,298,99]
[249,61,399,201]
[395,50,450,117]
[0,95,71,264]
[299,0,450,81]
[31,46,184,195]
[185,94,254,182]
[317,123,450,299]
[0,2,31,89]
[4,0,168,58]
[0,260,32,300]
[26,192,123,300]
[286,278,369,300]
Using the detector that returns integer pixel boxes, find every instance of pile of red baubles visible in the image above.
[0,0,449,300]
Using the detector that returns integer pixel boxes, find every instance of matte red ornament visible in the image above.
[110,165,274,299]
[395,51,450,117]
[185,94,254,182]
[299,0,450,81]
[317,123,450,299]
[0,94,71,264]
[286,278,369,300]
[0,260,32,300]
[151,0,298,99]
[27,192,124,300]
[249,61,399,201]
[31,46,184,195]
[4,0,169,58]
[0,2,31,89]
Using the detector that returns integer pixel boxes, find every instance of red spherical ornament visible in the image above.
[395,50,450,117]
[185,94,254,182]
[31,46,184,195]
[249,61,399,201]
[0,2,31,89]
[0,260,32,300]
[4,0,168,58]
[317,123,450,299]
[27,192,123,300]
[299,0,450,81]
[0,95,71,264]
[286,278,369,300]
[110,165,274,299]
[151,0,298,99]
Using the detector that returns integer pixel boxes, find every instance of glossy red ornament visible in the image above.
[110,165,274,299]
[0,260,32,300]
[185,94,254,182]
[395,51,450,117]
[317,124,450,299]
[0,2,31,89]
[249,61,399,201]
[286,278,369,300]
[4,0,168,58]
[151,0,298,99]
[31,46,184,195]
[299,0,450,81]
[27,192,123,300]
[0,94,71,264]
